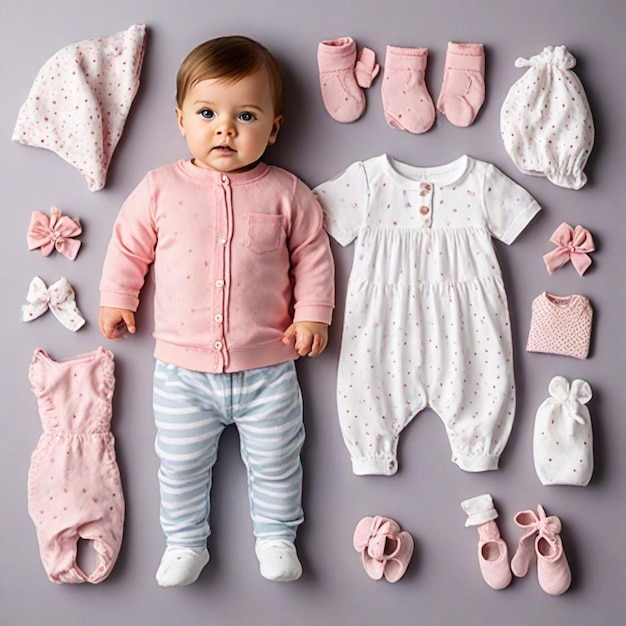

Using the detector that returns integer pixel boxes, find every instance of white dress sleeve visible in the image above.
[482,163,541,245]
[313,161,369,246]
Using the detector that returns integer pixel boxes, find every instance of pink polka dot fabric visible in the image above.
[500,45,594,190]
[526,292,593,359]
[533,376,593,486]
[12,24,146,192]
[27,347,124,584]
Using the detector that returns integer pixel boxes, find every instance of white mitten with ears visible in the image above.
[534,376,593,486]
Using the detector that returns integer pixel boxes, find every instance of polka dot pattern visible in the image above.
[27,347,124,584]
[500,45,594,190]
[533,376,593,486]
[12,24,146,192]
[314,155,541,475]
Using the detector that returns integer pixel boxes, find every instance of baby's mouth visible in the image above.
[213,145,235,153]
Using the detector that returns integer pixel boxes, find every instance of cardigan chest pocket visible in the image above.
[245,213,284,254]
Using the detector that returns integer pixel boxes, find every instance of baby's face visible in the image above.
[176,68,282,173]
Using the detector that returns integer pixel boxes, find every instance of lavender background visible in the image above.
[1,1,624,624]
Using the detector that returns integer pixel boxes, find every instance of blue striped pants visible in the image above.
[153,359,305,549]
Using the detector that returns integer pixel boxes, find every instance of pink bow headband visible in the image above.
[543,222,594,277]
[27,206,82,260]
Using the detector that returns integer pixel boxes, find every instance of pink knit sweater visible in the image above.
[100,160,335,373]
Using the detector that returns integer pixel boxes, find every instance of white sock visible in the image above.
[255,539,302,582]
[156,547,210,587]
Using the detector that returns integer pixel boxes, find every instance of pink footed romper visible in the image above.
[27,347,124,584]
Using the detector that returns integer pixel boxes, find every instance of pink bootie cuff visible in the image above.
[445,42,485,72]
[318,37,357,72]
[385,46,428,70]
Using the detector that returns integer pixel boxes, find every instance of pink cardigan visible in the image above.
[100,160,335,373]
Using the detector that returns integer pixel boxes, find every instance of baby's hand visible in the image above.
[99,306,137,340]
[282,321,329,357]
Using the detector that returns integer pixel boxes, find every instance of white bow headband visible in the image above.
[21,276,86,332]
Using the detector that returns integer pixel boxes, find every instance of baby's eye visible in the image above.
[199,109,215,119]
[238,111,256,122]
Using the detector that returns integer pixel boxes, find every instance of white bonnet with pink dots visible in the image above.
[500,45,594,191]
[12,24,146,192]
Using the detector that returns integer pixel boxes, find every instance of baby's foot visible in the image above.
[156,547,210,586]
[255,539,302,582]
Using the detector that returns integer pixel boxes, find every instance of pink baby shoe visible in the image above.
[461,494,512,590]
[353,515,414,582]
[511,504,571,595]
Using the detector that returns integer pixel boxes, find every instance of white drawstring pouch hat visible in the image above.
[12,24,146,192]
[500,45,594,190]
[533,376,593,486]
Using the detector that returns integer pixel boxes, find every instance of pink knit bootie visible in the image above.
[511,504,571,595]
[381,46,435,134]
[317,37,379,123]
[353,515,414,582]
[461,494,511,590]
[436,42,485,127]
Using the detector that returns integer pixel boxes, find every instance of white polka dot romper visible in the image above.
[314,155,540,475]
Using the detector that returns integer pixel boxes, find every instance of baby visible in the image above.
[99,35,335,586]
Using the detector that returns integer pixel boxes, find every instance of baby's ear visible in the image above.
[175,108,186,136]
[268,115,283,145]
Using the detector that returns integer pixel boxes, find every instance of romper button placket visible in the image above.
[418,182,433,228]
[214,341,223,350]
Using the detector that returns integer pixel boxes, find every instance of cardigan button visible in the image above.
[419,205,429,215]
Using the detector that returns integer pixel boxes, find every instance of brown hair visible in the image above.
[176,35,284,116]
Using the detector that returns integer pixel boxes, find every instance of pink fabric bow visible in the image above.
[511,505,562,577]
[515,505,562,540]
[543,222,594,276]
[353,515,401,558]
[353,515,413,582]
[27,206,82,260]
